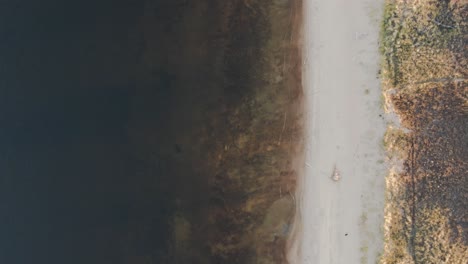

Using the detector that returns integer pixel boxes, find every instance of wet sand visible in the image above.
[298,0,386,263]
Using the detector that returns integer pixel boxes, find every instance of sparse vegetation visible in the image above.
[380,1,467,263]
[361,246,369,264]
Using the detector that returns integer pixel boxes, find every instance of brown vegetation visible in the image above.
[380,0,467,263]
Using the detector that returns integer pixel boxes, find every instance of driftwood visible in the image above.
[331,165,341,182]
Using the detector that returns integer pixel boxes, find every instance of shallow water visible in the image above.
[0,1,303,263]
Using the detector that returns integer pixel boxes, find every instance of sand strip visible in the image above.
[299,0,386,263]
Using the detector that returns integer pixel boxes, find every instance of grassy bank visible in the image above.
[380,1,467,263]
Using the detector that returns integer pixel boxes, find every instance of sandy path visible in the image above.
[299,0,386,263]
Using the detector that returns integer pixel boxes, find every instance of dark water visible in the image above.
[0,1,171,263]
[0,0,302,263]
[2,1,133,262]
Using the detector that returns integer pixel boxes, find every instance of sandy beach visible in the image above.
[298,0,386,263]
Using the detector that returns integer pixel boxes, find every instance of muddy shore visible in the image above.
[142,1,304,262]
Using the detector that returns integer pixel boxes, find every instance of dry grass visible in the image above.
[380,1,468,263]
